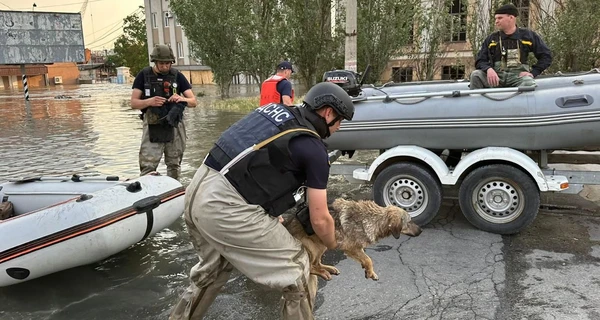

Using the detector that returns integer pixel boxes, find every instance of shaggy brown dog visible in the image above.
[285,198,422,281]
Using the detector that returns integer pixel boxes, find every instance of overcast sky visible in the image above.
[1,0,145,50]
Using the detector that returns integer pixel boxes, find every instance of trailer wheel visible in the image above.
[458,164,540,234]
[373,163,442,226]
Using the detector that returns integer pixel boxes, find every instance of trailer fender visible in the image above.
[451,147,550,191]
[353,146,449,182]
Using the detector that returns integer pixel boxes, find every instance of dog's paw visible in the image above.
[311,269,332,281]
[321,265,340,276]
[365,270,379,281]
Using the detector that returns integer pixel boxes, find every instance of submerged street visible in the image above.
[0,84,599,319]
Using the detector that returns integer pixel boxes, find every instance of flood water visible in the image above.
[0,83,303,320]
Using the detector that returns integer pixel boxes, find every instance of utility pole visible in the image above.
[344,0,357,72]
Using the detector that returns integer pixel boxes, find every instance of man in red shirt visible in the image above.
[260,61,294,106]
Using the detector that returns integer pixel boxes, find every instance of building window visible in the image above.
[442,65,465,80]
[152,13,157,28]
[511,0,530,28]
[448,0,466,42]
[392,67,413,83]
[175,15,181,26]
[177,42,184,58]
[164,14,170,28]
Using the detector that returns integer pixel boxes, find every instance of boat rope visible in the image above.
[481,92,522,101]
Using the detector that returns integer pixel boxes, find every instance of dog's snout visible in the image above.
[404,221,422,237]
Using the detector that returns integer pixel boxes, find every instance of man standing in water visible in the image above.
[130,44,197,180]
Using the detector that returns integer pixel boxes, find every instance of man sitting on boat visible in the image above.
[469,3,552,89]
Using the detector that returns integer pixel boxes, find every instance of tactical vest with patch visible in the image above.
[207,104,325,216]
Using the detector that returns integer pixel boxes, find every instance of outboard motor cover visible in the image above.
[323,70,361,97]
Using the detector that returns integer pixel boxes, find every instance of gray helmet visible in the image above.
[150,44,176,63]
[303,82,355,121]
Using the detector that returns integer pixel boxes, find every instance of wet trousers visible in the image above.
[139,118,186,180]
[169,164,317,320]
[470,64,536,89]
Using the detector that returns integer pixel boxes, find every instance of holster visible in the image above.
[294,202,315,236]
[148,122,174,143]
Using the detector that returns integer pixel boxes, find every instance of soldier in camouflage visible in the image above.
[130,44,197,180]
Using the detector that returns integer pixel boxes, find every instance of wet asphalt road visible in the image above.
[200,182,600,320]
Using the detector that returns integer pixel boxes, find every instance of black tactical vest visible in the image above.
[207,104,325,216]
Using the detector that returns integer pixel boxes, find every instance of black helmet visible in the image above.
[303,82,354,121]
[150,44,176,63]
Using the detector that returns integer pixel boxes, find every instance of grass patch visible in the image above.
[206,95,306,111]
[209,96,260,111]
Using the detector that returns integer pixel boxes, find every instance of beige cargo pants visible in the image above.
[139,117,186,180]
[169,164,317,320]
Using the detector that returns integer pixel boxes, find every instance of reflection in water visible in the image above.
[0,84,257,320]
[0,83,365,320]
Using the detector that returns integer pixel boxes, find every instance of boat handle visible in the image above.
[555,95,594,108]
[133,196,161,213]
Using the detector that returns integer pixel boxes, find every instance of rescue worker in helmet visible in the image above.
[131,44,197,180]
[169,82,355,320]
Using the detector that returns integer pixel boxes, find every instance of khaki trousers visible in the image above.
[169,164,317,320]
[139,118,186,180]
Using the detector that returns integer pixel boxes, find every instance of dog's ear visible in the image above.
[386,207,404,239]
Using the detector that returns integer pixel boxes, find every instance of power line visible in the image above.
[86,22,124,46]
[0,1,13,9]
[14,0,107,10]
[87,34,123,49]
[84,7,142,40]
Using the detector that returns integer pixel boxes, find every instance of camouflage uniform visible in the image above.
[134,44,192,181]
[470,27,552,90]
[139,116,186,180]
[470,62,536,89]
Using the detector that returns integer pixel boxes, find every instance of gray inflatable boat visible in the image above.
[324,69,600,152]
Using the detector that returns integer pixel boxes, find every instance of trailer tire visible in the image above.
[373,163,442,226]
[458,164,540,234]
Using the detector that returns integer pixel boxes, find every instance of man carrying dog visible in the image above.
[169,82,355,320]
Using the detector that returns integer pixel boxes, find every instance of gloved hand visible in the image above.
[166,102,187,127]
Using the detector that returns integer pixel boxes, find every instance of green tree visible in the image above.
[237,0,288,88]
[282,0,345,87]
[405,0,455,81]
[171,0,245,98]
[466,0,499,59]
[112,7,148,76]
[357,0,418,84]
[532,0,600,73]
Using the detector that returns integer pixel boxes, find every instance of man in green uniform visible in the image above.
[130,44,197,180]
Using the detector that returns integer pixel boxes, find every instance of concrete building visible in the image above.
[383,0,555,83]
[143,0,214,85]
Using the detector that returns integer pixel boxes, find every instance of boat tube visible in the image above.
[0,174,185,287]
[323,69,600,152]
